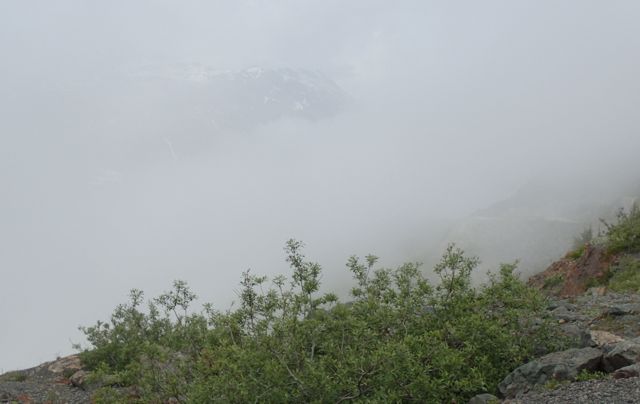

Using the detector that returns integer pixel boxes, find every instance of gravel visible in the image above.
[512,377,640,403]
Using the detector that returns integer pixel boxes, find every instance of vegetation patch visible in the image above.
[543,273,565,289]
[544,378,571,390]
[576,369,608,382]
[593,315,626,334]
[585,270,613,290]
[567,244,586,260]
[77,241,566,403]
[607,256,640,293]
[0,370,27,382]
[603,204,640,255]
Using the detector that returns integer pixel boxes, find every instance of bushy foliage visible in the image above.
[608,256,640,293]
[79,240,561,403]
[566,244,586,260]
[78,281,208,393]
[602,203,640,254]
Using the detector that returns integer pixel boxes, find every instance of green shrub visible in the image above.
[544,378,570,390]
[91,386,128,403]
[567,244,586,260]
[78,281,208,401]
[603,204,640,254]
[576,369,608,382]
[608,256,640,292]
[80,240,563,403]
[543,273,564,289]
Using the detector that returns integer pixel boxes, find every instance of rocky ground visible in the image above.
[497,291,640,403]
[467,288,640,404]
[510,377,640,404]
[0,356,90,403]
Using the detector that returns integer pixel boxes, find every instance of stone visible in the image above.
[588,287,607,297]
[69,370,89,389]
[0,392,15,402]
[468,393,499,403]
[47,355,82,374]
[613,363,640,379]
[606,304,640,316]
[581,330,624,347]
[551,306,588,322]
[603,337,640,372]
[560,323,584,341]
[498,347,603,399]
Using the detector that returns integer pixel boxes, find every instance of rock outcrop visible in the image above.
[0,355,90,404]
[498,347,603,398]
[603,337,640,372]
[528,244,613,297]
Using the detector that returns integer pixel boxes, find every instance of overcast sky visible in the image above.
[2,1,640,371]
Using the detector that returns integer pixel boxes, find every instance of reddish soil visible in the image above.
[528,244,615,297]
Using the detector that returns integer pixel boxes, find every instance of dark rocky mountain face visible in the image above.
[48,65,348,179]
[124,65,348,133]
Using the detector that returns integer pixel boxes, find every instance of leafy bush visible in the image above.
[602,203,640,254]
[566,245,586,260]
[78,281,208,394]
[543,273,564,289]
[607,256,640,292]
[79,240,562,403]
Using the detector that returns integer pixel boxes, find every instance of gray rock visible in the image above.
[603,337,640,372]
[46,354,82,374]
[511,377,640,403]
[551,306,589,322]
[560,323,584,341]
[606,304,640,316]
[0,391,16,402]
[468,393,499,403]
[498,347,603,398]
[581,330,624,348]
[69,370,89,389]
[613,363,640,379]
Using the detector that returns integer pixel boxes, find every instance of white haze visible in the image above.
[2,0,640,370]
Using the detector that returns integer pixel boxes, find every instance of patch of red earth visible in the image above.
[16,394,32,403]
[528,244,615,297]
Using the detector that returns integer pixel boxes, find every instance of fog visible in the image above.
[2,1,640,371]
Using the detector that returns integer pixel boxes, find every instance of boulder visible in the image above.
[587,286,607,296]
[551,306,588,322]
[69,370,90,389]
[468,393,499,403]
[603,337,640,372]
[606,304,640,316]
[612,363,640,379]
[581,330,624,348]
[559,323,584,341]
[498,347,603,398]
[46,354,82,374]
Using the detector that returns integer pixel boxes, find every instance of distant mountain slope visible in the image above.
[440,181,640,279]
